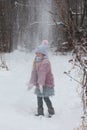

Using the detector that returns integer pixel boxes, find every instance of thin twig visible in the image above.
[64,71,81,84]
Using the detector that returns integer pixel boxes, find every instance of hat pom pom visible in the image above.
[42,40,48,45]
[35,40,49,56]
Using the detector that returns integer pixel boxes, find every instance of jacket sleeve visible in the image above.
[37,62,50,86]
[29,68,37,85]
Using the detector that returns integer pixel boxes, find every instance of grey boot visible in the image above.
[48,107,55,115]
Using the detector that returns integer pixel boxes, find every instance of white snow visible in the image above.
[0,50,82,130]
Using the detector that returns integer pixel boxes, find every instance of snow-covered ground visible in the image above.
[0,50,82,130]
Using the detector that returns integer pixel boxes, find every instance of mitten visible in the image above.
[27,83,33,90]
[39,85,43,94]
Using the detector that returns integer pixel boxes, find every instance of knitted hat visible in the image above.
[35,40,49,56]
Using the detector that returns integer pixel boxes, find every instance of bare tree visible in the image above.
[51,0,87,53]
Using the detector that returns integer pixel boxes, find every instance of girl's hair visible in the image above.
[33,58,36,68]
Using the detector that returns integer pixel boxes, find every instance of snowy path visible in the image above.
[0,51,82,130]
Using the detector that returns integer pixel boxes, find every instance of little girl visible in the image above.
[28,40,55,117]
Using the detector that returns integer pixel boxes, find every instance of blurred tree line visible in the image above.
[0,0,87,52]
[52,0,87,52]
[0,0,29,52]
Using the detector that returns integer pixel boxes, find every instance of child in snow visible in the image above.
[28,40,55,117]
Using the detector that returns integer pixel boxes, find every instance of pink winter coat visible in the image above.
[29,59,54,88]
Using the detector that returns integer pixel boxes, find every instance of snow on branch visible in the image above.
[29,21,65,26]
[15,1,51,8]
